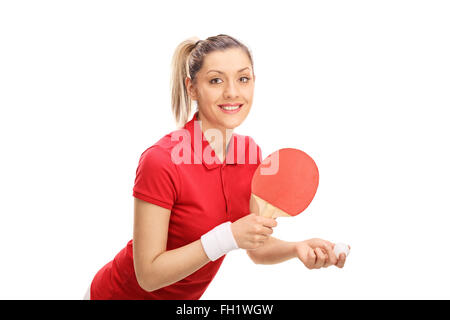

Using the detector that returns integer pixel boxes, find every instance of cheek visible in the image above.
[198,86,219,101]
[206,94,223,107]
[243,85,254,100]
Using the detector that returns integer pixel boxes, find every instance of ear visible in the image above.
[185,77,198,101]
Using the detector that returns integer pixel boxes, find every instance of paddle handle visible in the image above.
[261,201,276,218]
[250,193,290,218]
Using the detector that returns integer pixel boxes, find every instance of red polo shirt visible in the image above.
[90,111,262,300]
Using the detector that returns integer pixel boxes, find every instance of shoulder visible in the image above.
[134,133,182,190]
[136,136,182,178]
[134,138,181,208]
[138,128,189,163]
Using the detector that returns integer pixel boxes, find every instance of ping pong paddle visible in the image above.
[250,148,319,218]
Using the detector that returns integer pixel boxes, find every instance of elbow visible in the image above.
[134,264,160,293]
[134,252,169,292]
[136,278,153,293]
[136,271,163,293]
[135,271,155,292]
[246,250,263,265]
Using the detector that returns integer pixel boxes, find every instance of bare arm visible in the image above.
[133,198,210,292]
[246,236,297,265]
[247,236,350,269]
[133,199,278,292]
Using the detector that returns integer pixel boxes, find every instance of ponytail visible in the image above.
[170,37,199,129]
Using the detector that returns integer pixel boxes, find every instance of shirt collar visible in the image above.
[183,111,240,170]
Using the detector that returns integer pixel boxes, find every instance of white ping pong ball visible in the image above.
[334,243,350,259]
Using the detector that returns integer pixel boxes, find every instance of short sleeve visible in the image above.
[132,146,180,210]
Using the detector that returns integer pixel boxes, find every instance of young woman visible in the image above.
[85,34,348,300]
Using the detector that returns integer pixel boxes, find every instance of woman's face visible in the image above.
[187,48,255,132]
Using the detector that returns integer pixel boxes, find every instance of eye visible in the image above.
[210,78,223,84]
[210,77,251,85]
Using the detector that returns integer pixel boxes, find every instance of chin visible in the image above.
[222,116,246,130]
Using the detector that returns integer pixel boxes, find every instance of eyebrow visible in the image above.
[207,67,250,74]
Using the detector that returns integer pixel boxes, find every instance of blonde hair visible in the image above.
[170,34,254,128]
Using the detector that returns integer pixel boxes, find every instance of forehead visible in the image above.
[201,48,252,74]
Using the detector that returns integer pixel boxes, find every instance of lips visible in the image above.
[219,103,242,107]
[218,103,243,114]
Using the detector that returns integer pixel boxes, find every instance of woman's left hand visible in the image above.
[295,238,349,269]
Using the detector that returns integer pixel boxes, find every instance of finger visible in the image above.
[254,234,269,242]
[323,240,334,248]
[318,248,332,268]
[314,248,326,269]
[322,244,337,267]
[303,248,316,269]
[336,253,347,268]
[314,239,337,268]
[319,248,331,268]
[311,239,334,253]
[259,226,274,236]
[260,217,278,228]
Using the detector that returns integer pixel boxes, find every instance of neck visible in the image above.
[197,112,233,162]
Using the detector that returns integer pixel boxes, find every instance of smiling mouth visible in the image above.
[219,104,243,111]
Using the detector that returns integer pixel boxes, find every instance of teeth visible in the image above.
[221,105,241,110]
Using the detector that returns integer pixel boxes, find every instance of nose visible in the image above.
[223,81,239,99]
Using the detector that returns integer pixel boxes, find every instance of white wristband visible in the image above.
[200,222,239,261]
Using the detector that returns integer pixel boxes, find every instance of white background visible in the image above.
[1,0,449,299]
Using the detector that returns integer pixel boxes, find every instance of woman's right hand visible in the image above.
[230,213,277,250]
